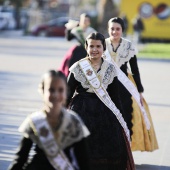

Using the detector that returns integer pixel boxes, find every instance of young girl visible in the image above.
[67,32,135,170]
[104,17,158,151]
[8,70,90,170]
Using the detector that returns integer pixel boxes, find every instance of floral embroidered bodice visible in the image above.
[69,58,117,92]
[104,37,137,67]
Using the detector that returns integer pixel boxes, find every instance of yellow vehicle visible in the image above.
[120,0,170,41]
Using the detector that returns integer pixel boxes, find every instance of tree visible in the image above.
[97,0,119,37]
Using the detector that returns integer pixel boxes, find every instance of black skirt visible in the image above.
[118,81,133,137]
[25,148,55,170]
[69,92,128,170]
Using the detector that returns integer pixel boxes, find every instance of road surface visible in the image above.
[0,35,170,170]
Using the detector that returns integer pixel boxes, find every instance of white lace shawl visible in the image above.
[19,108,90,150]
[104,37,138,67]
[69,59,117,92]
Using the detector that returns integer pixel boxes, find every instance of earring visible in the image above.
[102,53,106,59]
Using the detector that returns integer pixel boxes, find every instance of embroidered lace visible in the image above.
[69,60,117,90]
[105,38,137,67]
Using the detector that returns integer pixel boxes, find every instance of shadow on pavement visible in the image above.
[136,164,170,170]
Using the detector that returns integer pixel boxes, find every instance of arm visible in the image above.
[8,137,33,170]
[129,55,144,93]
[66,72,79,107]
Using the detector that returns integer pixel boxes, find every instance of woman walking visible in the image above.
[67,32,135,170]
[104,17,158,152]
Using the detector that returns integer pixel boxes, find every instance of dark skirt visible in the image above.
[69,92,128,170]
[118,81,133,137]
[25,148,55,170]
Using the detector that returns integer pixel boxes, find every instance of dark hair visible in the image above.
[65,29,76,41]
[108,17,125,32]
[85,32,106,51]
[39,70,67,94]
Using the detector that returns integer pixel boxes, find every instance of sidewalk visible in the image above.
[133,59,170,170]
[0,30,24,37]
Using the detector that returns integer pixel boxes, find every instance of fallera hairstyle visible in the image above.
[38,70,67,94]
[108,17,125,32]
[85,32,106,51]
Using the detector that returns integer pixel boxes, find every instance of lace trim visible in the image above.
[105,38,137,67]
[69,59,117,90]
[19,109,90,150]
[101,62,117,89]
[70,63,90,89]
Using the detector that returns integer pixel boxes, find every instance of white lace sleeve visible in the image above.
[131,43,138,56]
[69,62,90,89]
[100,61,117,89]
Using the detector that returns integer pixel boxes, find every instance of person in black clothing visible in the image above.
[67,32,135,170]
[59,15,96,77]
[132,14,145,43]
[59,19,87,77]
[8,70,90,170]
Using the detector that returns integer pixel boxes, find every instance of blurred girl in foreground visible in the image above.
[8,70,90,170]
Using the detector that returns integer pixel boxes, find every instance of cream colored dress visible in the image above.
[104,37,158,151]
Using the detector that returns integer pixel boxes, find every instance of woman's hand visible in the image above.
[140,93,144,106]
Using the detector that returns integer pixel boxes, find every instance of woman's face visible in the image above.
[43,76,67,111]
[80,16,90,28]
[108,22,122,41]
[86,39,104,60]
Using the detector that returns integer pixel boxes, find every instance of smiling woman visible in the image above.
[104,17,158,152]
[67,32,135,170]
[86,39,104,71]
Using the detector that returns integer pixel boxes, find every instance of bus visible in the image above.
[120,0,170,41]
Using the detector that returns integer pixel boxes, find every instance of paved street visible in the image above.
[0,34,170,170]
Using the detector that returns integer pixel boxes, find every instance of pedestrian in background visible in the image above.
[59,13,96,77]
[132,14,145,44]
[59,19,87,77]
[76,13,97,41]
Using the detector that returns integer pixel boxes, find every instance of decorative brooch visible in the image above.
[40,126,49,137]
[86,69,93,76]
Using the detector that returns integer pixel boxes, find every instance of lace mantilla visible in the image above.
[19,108,90,150]
[69,59,117,90]
[105,37,138,67]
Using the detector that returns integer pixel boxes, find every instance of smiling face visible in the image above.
[108,22,123,41]
[43,76,67,111]
[86,39,104,60]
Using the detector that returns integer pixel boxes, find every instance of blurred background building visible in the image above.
[0,0,170,42]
